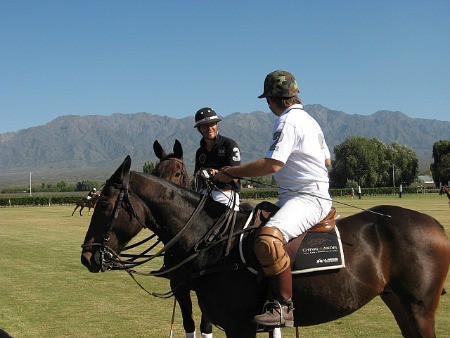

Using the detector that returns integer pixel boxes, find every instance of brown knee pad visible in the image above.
[254,226,290,276]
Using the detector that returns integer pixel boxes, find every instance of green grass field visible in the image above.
[0,194,449,337]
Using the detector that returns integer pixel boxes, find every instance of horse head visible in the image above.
[81,156,148,272]
[81,155,219,273]
[152,139,190,188]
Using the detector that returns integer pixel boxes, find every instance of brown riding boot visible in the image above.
[253,268,294,327]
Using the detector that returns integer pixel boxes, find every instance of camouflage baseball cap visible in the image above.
[258,70,300,98]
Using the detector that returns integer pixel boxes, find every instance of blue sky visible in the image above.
[1,1,449,134]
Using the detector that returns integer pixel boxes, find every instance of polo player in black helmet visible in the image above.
[193,107,242,210]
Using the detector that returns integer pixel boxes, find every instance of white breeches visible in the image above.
[266,191,332,243]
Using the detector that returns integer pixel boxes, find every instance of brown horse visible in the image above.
[153,139,213,336]
[81,156,450,338]
[71,194,99,216]
[440,185,450,204]
[153,139,190,188]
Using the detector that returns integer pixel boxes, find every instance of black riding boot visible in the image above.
[253,267,294,327]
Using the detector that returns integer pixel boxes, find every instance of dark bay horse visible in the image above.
[81,156,450,338]
[440,185,450,204]
[71,194,99,216]
[153,139,213,337]
[153,139,190,188]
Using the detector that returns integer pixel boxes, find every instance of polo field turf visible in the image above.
[0,193,449,337]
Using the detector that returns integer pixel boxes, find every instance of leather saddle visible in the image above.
[250,201,336,233]
[248,201,337,265]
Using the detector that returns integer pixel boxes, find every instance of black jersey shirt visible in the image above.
[194,134,241,191]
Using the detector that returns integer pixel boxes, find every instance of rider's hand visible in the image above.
[208,168,219,177]
[213,169,234,183]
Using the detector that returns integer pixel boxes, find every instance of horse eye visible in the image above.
[175,173,181,177]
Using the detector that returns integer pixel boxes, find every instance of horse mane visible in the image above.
[131,171,197,201]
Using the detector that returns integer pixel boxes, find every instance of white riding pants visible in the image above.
[266,186,332,243]
[200,189,240,211]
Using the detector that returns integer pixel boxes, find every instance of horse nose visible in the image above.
[81,250,102,272]
[81,252,91,268]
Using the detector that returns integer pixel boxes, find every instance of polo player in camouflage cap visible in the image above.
[214,70,332,329]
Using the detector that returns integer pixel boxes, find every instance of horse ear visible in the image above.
[174,139,183,159]
[109,155,131,183]
[153,140,166,159]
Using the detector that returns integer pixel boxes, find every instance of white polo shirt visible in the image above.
[265,104,330,195]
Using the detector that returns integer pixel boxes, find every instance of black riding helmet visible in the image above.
[194,107,222,128]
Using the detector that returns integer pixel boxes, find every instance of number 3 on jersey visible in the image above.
[232,147,241,162]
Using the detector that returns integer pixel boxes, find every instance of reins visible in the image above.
[94,181,209,273]
[221,172,391,218]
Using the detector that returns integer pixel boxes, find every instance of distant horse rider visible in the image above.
[86,188,97,200]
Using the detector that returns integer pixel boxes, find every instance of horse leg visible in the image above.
[381,290,438,338]
[224,325,256,338]
[381,291,421,337]
[72,205,79,216]
[171,279,196,336]
[381,243,449,337]
[199,313,213,337]
[202,316,278,338]
[270,328,282,338]
[79,205,84,216]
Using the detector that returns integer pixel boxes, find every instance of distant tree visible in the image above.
[270,175,277,186]
[76,180,98,191]
[430,140,450,186]
[330,137,418,188]
[56,181,67,191]
[330,137,385,188]
[389,142,418,186]
[143,161,156,174]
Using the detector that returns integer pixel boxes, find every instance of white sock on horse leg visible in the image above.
[185,331,196,338]
[201,333,212,338]
[272,327,282,338]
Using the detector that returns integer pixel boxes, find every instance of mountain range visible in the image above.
[0,104,448,188]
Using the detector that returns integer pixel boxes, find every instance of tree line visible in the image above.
[144,137,450,189]
[2,138,449,193]
[1,180,101,194]
[329,137,448,188]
